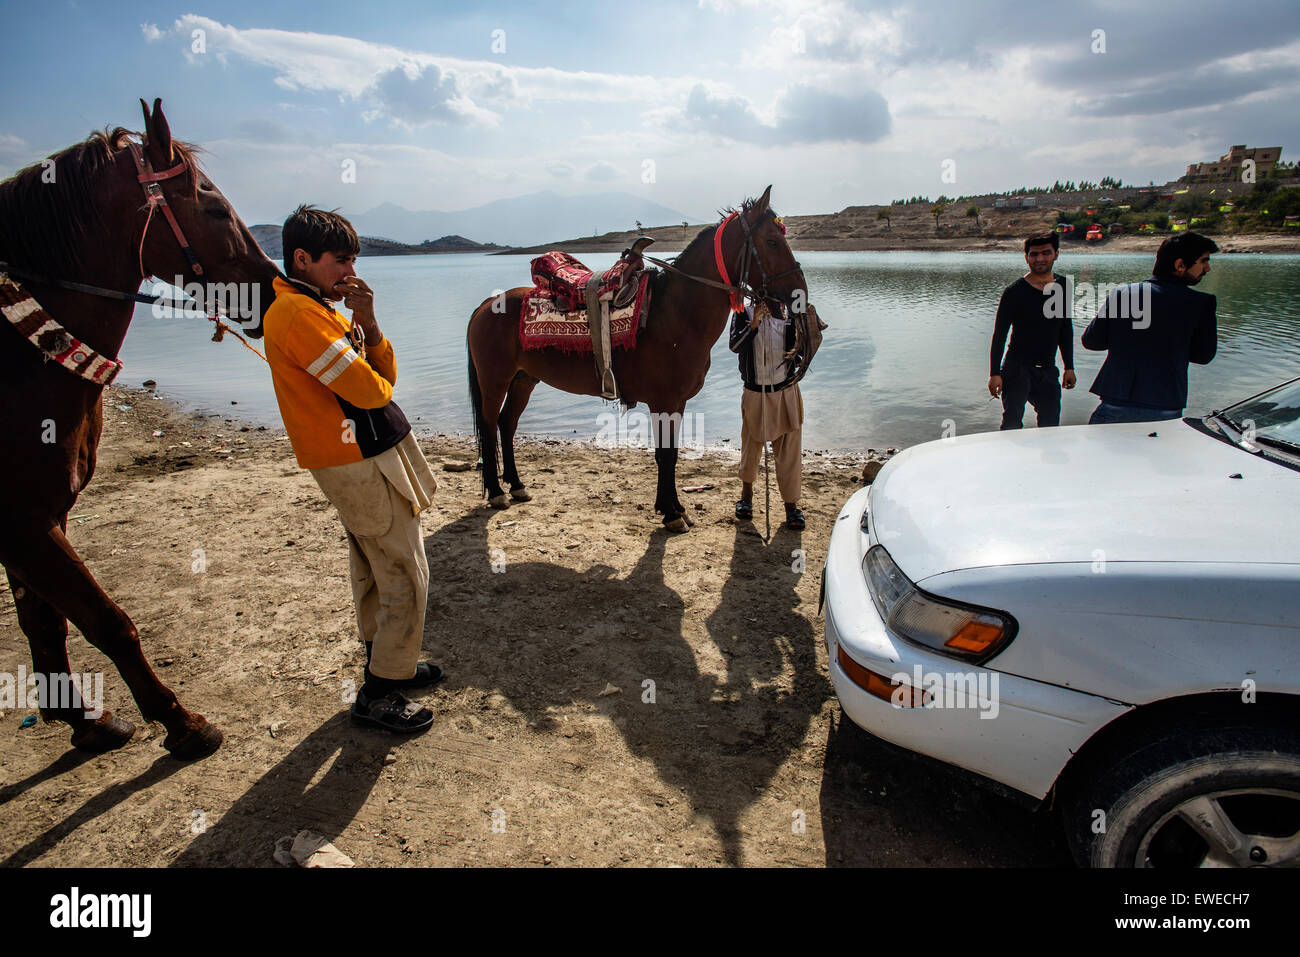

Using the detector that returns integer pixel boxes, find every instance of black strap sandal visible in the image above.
[735,499,754,520]
[350,690,434,734]
[784,505,806,530]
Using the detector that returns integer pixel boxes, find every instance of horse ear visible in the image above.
[141,97,174,167]
[755,185,772,213]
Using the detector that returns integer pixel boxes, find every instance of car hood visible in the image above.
[870,420,1300,583]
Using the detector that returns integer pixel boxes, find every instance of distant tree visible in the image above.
[682,220,689,228]
[876,208,892,231]
[966,204,981,230]
[634,220,643,231]
[931,201,948,234]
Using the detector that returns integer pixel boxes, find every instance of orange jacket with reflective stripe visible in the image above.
[263,276,411,469]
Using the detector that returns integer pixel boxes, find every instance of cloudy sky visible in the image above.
[1,0,1297,228]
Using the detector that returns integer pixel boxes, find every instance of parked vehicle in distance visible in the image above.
[1086,224,1104,241]
[821,376,1300,867]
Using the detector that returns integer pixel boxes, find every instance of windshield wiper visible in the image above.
[1254,433,1300,454]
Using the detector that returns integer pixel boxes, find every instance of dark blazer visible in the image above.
[1081,275,1217,410]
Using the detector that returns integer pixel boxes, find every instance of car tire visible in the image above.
[1063,725,1300,868]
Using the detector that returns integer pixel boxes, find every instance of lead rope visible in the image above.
[757,305,771,543]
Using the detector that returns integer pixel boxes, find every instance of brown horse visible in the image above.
[467,186,806,531]
[0,99,278,758]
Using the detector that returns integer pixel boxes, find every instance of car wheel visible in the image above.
[1064,726,1300,868]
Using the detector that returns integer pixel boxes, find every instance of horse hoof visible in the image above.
[488,494,510,509]
[164,717,223,761]
[682,511,695,527]
[509,486,532,502]
[664,516,690,533]
[70,712,136,753]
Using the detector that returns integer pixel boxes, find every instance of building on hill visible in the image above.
[1185,145,1282,183]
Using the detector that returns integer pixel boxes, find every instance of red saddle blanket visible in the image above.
[520,272,651,353]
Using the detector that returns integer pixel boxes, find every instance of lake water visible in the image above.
[123,251,1300,451]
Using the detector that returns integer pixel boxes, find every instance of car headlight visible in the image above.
[862,545,1017,663]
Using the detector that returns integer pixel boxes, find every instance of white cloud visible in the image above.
[150,15,694,129]
[141,23,162,42]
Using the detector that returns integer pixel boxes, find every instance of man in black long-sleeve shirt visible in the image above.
[988,232,1076,429]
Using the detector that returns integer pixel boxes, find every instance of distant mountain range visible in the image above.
[349,190,698,248]
[250,225,506,259]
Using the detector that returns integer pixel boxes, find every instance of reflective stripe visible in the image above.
[318,349,358,385]
[306,335,351,377]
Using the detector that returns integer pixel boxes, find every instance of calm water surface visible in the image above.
[122,251,1300,451]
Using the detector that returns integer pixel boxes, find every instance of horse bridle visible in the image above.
[643,206,804,311]
[0,140,224,309]
[126,140,205,280]
[0,139,270,368]
[724,207,803,311]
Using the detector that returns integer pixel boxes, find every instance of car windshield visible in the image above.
[1216,377,1300,452]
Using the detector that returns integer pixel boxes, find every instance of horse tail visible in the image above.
[467,320,497,496]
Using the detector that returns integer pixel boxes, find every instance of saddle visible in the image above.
[520,238,656,399]
[531,239,648,312]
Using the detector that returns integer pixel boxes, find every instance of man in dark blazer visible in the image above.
[1082,232,1219,424]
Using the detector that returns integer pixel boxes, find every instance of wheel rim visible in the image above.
[1136,788,1300,868]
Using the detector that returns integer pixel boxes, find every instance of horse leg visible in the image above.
[6,569,135,752]
[475,371,513,509]
[1,520,221,759]
[500,372,538,501]
[652,409,691,532]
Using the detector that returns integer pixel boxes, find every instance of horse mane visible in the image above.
[674,194,775,260]
[0,127,201,277]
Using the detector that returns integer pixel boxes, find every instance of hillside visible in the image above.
[249,225,508,260]
[350,191,696,248]
[500,181,1300,256]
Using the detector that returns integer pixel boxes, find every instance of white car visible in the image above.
[821,376,1300,867]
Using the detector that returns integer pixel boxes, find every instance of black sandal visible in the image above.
[350,690,434,734]
[784,505,806,530]
[735,499,753,520]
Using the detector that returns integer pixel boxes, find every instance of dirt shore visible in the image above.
[0,388,1070,867]
[503,224,1300,257]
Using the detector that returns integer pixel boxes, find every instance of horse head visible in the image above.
[730,185,807,314]
[116,98,280,333]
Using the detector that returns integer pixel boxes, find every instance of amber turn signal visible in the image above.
[837,645,929,707]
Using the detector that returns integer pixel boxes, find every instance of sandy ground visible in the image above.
[0,387,1071,868]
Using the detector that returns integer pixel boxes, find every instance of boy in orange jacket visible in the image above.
[263,205,441,733]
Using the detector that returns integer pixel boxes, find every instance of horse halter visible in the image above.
[713,207,803,312]
[127,140,205,280]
